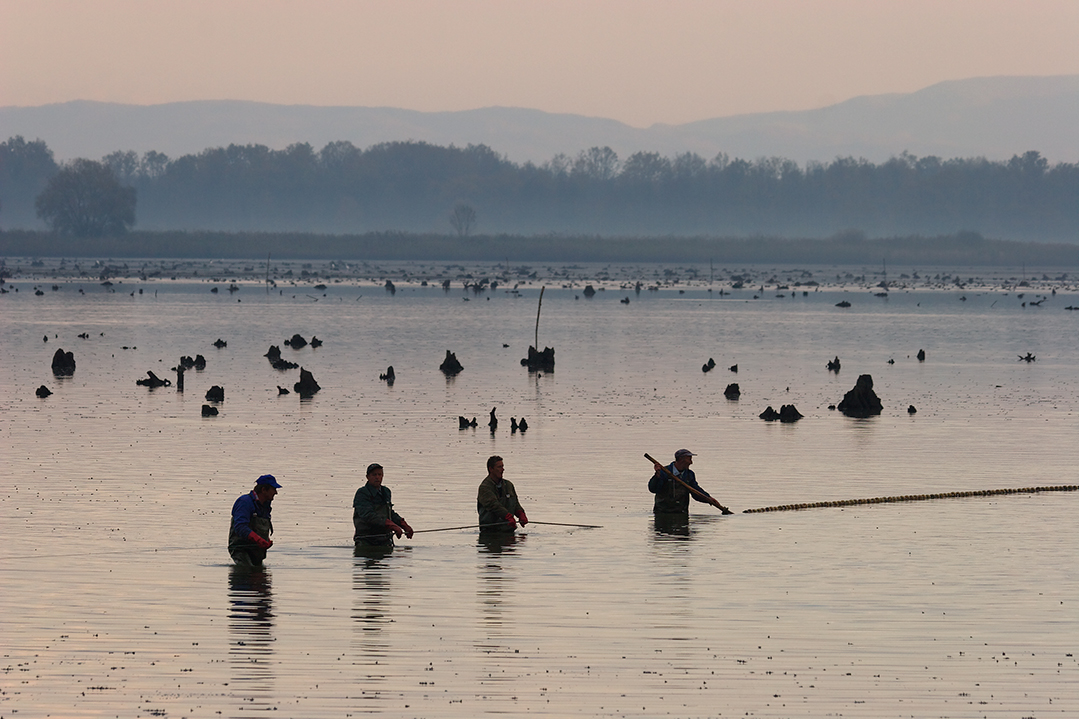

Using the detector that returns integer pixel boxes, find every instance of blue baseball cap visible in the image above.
[256,474,282,488]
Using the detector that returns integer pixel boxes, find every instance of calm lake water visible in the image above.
[2,259,1077,718]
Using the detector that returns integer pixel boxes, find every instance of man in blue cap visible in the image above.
[229,474,281,567]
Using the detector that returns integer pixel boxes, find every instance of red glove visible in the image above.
[399,519,414,539]
[248,530,273,549]
[515,510,528,526]
[385,519,404,539]
[504,513,517,529]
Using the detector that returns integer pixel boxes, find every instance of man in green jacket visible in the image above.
[353,463,414,546]
[477,455,528,531]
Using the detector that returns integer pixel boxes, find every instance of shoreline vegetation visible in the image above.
[3,229,1079,267]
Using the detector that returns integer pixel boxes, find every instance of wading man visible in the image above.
[353,463,414,546]
[229,474,281,567]
[477,455,528,531]
[649,449,727,514]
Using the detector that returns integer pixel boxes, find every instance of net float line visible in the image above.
[742,485,1079,513]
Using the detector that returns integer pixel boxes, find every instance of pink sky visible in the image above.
[2,0,1078,126]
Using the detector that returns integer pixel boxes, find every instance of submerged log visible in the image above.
[51,348,76,376]
[521,345,555,372]
[440,350,464,376]
[136,371,171,388]
[294,367,321,397]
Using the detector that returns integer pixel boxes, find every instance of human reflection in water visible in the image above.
[227,566,275,699]
[476,532,523,634]
[652,512,692,538]
[352,545,396,663]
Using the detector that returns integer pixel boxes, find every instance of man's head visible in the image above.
[487,455,504,480]
[366,463,384,486]
[673,449,695,471]
[254,473,281,500]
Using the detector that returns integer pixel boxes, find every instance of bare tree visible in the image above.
[449,203,477,236]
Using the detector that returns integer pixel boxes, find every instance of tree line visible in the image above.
[2,134,1078,241]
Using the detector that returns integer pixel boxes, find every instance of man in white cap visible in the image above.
[649,449,726,515]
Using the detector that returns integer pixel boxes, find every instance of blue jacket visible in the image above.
[648,463,713,514]
[230,490,273,540]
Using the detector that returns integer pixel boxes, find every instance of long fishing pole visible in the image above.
[645,452,733,514]
[354,519,603,540]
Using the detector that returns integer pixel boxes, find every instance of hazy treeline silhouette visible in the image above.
[4,228,1079,267]
[2,135,1079,241]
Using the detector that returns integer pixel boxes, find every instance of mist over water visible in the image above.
[2,261,1077,717]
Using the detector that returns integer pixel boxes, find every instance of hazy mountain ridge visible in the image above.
[2,75,1077,164]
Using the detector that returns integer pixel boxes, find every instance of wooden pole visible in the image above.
[534,286,545,349]
[645,453,733,514]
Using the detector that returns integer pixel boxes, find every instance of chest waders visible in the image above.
[230,514,273,566]
[355,491,394,547]
[654,475,691,515]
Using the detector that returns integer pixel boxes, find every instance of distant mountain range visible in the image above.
[2,75,1078,165]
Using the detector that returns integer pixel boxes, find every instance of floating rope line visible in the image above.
[743,485,1079,513]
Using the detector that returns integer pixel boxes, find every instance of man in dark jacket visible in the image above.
[229,474,281,566]
[649,449,725,514]
[353,463,414,546]
[477,455,528,531]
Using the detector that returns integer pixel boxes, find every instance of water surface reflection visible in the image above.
[477,533,523,636]
[227,566,275,710]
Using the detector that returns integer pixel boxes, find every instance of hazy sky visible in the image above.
[3,0,1078,127]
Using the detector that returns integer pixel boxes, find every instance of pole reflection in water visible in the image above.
[476,532,523,637]
[227,566,275,712]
